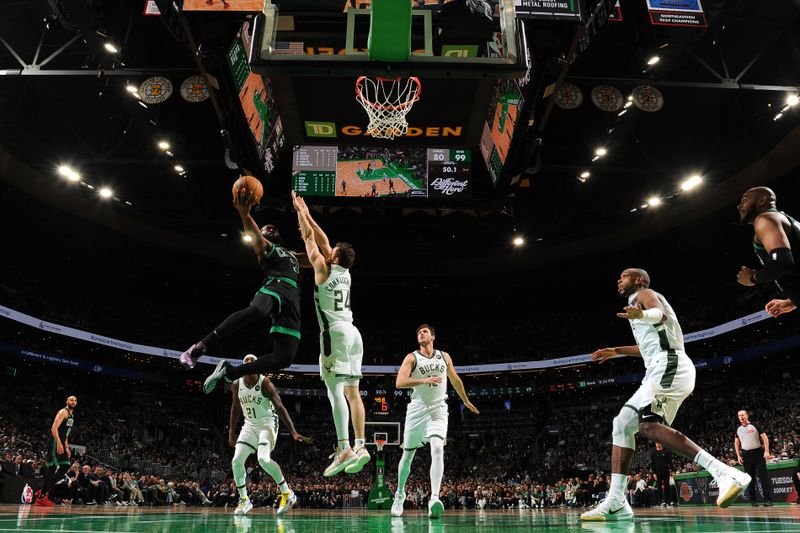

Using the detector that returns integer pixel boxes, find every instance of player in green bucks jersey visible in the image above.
[292,192,370,477]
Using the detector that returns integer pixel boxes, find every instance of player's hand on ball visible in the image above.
[591,348,617,364]
[464,401,479,415]
[765,298,796,317]
[737,266,756,287]
[423,376,442,385]
[233,188,253,214]
[292,432,313,443]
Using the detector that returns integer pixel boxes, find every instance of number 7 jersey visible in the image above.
[314,264,353,327]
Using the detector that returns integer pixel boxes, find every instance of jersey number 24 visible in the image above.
[334,289,351,311]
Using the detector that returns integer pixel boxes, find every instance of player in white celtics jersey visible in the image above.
[392,324,479,519]
[581,269,751,522]
[228,354,311,517]
[292,192,370,477]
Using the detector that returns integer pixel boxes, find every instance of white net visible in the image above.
[355,76,421,140]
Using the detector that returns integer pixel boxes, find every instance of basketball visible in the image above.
[232,175,263,205]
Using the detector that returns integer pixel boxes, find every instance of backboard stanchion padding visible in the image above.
[368,0,412,62]
[367,436,393,510]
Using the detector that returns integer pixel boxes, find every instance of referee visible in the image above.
[734,410,773,507]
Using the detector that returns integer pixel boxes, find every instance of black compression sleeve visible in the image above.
[752,248,795,284]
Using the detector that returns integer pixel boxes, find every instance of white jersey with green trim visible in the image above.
[409,349,448,405]
[627,290,687,373]
[238,377,276,427]
[314,264,353,329]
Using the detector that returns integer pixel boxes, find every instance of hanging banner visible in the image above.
[138,76,173,104]
[591,85,624,112]
[632,84,664,112]
[554,82,583,110]
[514,0,581,20]
[646,0,707,27]
[180,75,209,103]
[608,1,622,21]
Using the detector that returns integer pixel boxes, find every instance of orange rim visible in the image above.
[355,76,422,111]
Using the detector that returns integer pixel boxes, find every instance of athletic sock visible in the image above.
[355,438,365,449]
[609,473,627,501]
[339,439,351,451]
[694,449,727,479]
[238,485,248,499]
[278,479,289,493]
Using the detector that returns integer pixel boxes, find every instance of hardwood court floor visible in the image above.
[3,503,800,532]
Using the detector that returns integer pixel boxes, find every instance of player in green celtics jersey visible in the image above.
[180,189,311,393]
[292,192,371,477]
[230,354,310,517]
[39,395,77,506]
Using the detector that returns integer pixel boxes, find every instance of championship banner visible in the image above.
[646,0,707,27]
[676,460,799,504]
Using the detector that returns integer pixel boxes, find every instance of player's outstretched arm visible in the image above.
[234,189,267,257]
[294,194,333,258]
[228,381,241,448]
[395,354,441,389]
[738,213,795,287]
[293,193,329,284]
[591,345,641,364]
[443,352,479,414]
[262,377,312,443]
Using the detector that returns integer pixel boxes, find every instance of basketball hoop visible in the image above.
[355,76,421,140]
[375,437,387,452]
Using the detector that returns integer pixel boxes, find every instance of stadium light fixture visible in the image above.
[681,175,703,191]
[647,196,662,207]
[99,187,113,199]
[104,42,119,54]
[158,140,170,151]
[787,94,799,107]
[647,55,660,66]
[242,234,253,243]
[174,165,185,172]
[57,165,81,182]
[512,236,525,247]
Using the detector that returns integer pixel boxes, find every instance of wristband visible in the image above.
[641,308,664,324]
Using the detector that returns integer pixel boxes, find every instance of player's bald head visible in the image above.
[745,186,776,203]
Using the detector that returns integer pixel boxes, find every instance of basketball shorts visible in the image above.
[237,420,278,453]
[626,353,696,426]
[319,322,363,385]
[402,400,448,450]
[253,278,301,341]
[47,437,70,467]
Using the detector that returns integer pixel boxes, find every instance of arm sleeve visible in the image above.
[752,248,795,284]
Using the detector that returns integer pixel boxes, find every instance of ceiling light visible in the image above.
[774,113,783,121]
[242,234,253,243]
[627,95,634,102]
[624,101,633,109]
[99,187,113,199]
[786,94,799,107]
[594,147,607,157]
[681,175,703,191]
[647,55,660,66]
[617,109,627,117]
[512,236,525,246]
[647,196,661,207]
[580,171,590,179]
[57,165,81,182]
[126,84,138,93]
[158,141,170,150]
[104,42,118,54]
[174,165,185,172]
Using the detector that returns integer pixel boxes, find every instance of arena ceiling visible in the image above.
[1,0,799,270]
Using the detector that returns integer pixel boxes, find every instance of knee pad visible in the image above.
[612,406,639,449]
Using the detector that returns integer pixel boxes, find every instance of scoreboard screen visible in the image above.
[371,395,391,417]
[292,145,471,199]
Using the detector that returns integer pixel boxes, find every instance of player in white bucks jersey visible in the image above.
[392,325,478,519]
[228,355,310,517]
[292,192,370,477]
[581,269,751,522]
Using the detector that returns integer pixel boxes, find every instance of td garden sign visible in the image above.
[305,121,463,139]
